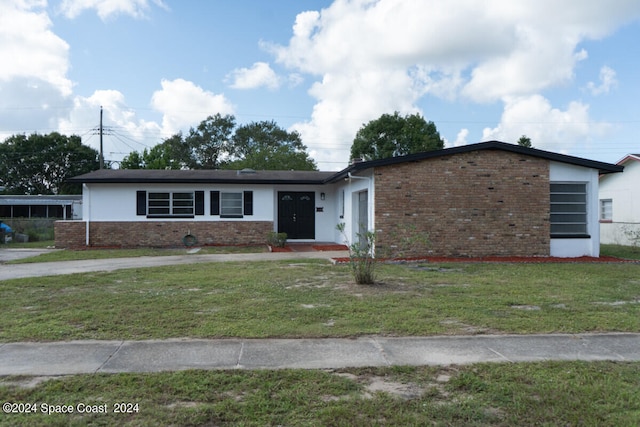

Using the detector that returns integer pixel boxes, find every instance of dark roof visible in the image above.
[68,141,623,185]
[67,168,336,185]
[328,140,623,181]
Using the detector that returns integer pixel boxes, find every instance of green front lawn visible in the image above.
[1,260,638,341]
[2,253,639,425]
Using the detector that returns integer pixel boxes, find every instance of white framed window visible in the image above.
[147,192,194,217]
[220,192,243,218]
[600,199,612,221]
[210,190,253,218]
[550,183,588,236]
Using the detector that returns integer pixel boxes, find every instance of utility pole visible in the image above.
[99,106,104,169]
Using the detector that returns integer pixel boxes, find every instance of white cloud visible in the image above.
[291,68,423,169]
[227,62,281,90]
[0,0,72,96]
[150,78,235,135]
[57,90,163,161]
[57,80,235,163]
[448,129,469,148]
[268,0,640,167]
[58,0,167,20]
[0,0,73,141]
[481,95,610,151]
[587,66,618,96]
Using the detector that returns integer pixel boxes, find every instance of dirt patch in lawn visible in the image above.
[330,367,462,402]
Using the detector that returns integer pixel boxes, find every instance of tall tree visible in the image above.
[120,134,188,170]
[0,132,99,194]
[185,114,235,169]
[350,111,444,161]
[121,116,318,171]
[226,120,317,170]
[517,135,533,148]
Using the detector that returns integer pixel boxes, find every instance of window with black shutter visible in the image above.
[243,191,253,216]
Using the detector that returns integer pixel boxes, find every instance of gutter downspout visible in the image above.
[83,183,90,246]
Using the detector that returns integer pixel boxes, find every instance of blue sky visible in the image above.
[2,0,640,170]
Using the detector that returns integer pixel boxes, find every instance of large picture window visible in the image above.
[550,183,588,237]
[135,190,204,218]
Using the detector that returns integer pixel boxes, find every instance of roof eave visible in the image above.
[70,178,329,185]
[331,141,624,175]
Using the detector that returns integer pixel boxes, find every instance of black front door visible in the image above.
[278,192,315,239]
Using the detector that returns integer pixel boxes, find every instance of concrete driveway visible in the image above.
[0,249,348,281]
[0,248,59,263]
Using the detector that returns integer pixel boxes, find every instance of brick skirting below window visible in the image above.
[55,220,274,248]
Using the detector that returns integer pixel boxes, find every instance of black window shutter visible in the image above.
[136,191,146,216]
[210,191,220,215]
[243,191,253,216]
[195,191,204,215]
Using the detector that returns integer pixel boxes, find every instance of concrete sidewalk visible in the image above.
[1,333,639,376]
[0,250,348,281]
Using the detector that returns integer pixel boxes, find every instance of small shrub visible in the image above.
[337,223,376,285]
[267,231,287,248]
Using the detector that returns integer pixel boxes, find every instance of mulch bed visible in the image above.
[312,244,349,251]
[269,246,293,252]
[332,255,638,264]
[268,244,349,252]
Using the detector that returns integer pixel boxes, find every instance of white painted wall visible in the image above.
[83,184,273,222]
[82,183,341,242]
[549,161,600,257]
[599,159,640,246]
[333,171,374,246]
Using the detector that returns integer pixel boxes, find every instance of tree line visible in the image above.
[119,114,317,171]
[3,111,514,196]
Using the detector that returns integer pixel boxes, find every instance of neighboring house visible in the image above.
[0,195,82,220]
[58,141,622,258]
[599,154,640,246]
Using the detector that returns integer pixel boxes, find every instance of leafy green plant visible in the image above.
[337,222,376,284]
[266,231,288,248]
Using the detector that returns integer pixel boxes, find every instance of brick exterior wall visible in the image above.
[55,220,274,248]
[374,150,550,258]
[54,221,86,248]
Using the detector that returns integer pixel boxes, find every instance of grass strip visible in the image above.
[0,361,638,426]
